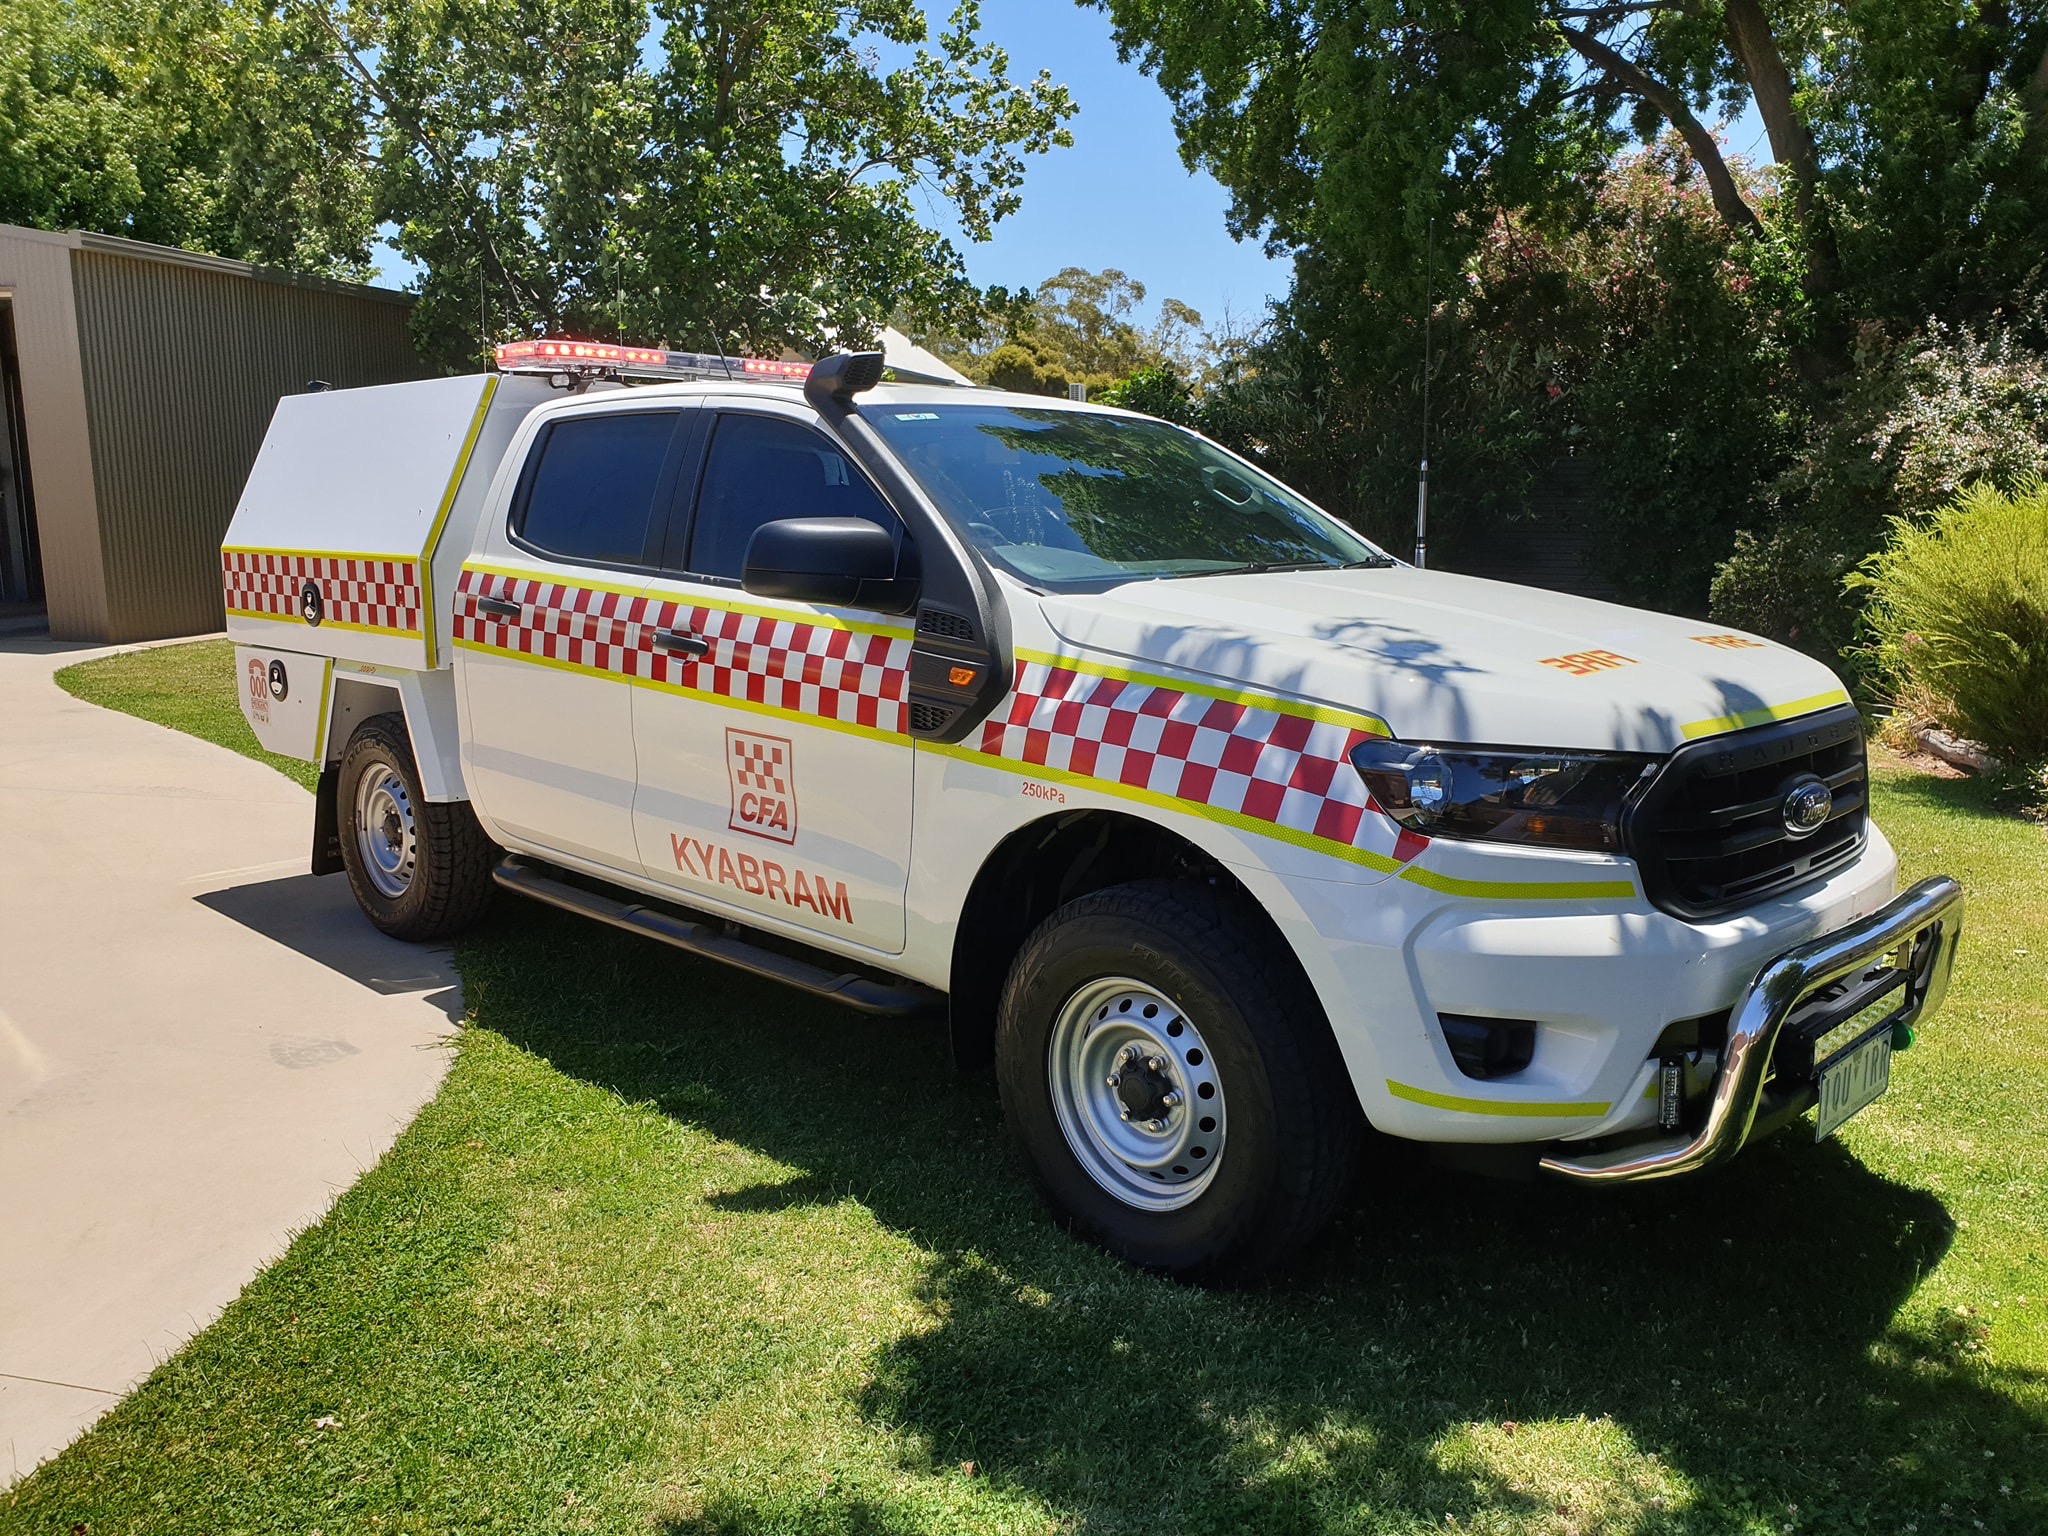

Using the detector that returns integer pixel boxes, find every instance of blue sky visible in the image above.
[893,0,1291,332]
[370,2,1771,335]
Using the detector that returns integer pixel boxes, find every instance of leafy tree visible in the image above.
[1089,0,2048,348]
[312,0,1075,365]
[930,265,1208,396]
[0,0,376,275]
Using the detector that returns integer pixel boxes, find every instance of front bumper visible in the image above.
[1538,875,1964,1182]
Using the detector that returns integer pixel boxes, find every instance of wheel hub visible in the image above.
[1047,977,1228,1212]
[1108,1044,1177,1125]
[353,763,417,901]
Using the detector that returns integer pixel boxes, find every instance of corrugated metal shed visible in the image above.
[0,225,427,642]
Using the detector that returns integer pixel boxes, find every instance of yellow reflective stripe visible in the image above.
[226,606,417,639]
[459,561,914,641]
[1012,646,1392,738]
[1386,1079,1610,1118]
[1396,864,1636,901]
[1679,690,1852,740]
[313,657,334,761]
[920,739,1404,874]
[421,376,499,669]
[450,635,906,746]
[222,544,418,567]
[461,560,644,603]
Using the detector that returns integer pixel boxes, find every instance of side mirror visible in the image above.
[743,517,910,609]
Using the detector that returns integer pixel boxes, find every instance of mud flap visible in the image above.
[311,764,344,876]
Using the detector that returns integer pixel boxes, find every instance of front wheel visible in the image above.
[336,714,494,941]
[995,880,1360,1280]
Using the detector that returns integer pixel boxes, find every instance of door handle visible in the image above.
[476,594,522,620]
[654,627,710,658]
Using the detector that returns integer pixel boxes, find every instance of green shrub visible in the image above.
[1712,317,2048,667]
[1851,480,2048,768]
[1095,362,1199,424]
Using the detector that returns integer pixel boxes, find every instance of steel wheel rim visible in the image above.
[1047,976,1227,1212]
[353,763,417,900]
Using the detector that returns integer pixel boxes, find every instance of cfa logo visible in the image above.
[726,728,797,844]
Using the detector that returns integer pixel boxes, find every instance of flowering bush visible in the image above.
[1711,312,2048,664]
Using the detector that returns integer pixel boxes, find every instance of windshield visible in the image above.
[865,404,1392,588]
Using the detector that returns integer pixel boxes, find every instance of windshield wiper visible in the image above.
[1173,559,1334,578]
[1342,555,1399,569]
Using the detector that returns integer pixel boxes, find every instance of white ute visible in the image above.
[223,338,1965,1278]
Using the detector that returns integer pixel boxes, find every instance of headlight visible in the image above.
[1349,740,1657,852]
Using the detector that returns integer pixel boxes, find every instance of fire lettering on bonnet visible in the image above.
[669,834,853,924]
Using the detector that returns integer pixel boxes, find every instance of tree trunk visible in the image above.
[1558,24,1761,235]
[1722,0,1817,215]
[2029,41,2048,157]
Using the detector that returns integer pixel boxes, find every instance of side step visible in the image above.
[492,855,940,1017]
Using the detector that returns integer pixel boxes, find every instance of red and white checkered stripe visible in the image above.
[222,551,422,635]
[452,568,913,734]
[450,569,1421,866]
[971,657,1428,864]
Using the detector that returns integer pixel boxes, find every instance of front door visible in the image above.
[630,403,916,954]
[456,401,693,873]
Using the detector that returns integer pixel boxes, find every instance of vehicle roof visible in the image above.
[539,376,1150,420]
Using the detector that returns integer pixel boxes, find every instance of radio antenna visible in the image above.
[705,329,738,382]
[1415,216,1433,569]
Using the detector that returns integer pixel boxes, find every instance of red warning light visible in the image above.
[495,339,668,370]
[741,357,814,380]
[493,337,815,384]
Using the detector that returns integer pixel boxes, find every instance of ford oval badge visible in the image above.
[1781,777,1833,838]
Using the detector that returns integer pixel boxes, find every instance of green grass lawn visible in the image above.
[11,640,2044,1535]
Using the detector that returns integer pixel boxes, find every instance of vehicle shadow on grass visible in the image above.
[465,901,2044,1536]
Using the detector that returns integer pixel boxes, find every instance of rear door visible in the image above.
[629,401,917,953]
[455,400,697,872]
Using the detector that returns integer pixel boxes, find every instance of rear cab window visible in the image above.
[514,410,685,568]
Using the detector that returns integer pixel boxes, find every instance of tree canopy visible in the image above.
[0,0,1076,366]
[1091,0,2048,345]
[0,0,376,276]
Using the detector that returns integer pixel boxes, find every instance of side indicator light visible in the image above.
[947,665,978,688]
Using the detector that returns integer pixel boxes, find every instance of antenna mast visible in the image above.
[1415,216,1433,569]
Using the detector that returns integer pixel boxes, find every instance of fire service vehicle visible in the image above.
[222,337,1964,1276]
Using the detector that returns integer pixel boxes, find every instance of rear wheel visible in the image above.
[337,714,493,941]
[995,880,1360,1280]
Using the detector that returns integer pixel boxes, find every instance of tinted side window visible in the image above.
[516,412,679,566]
[687,413,899,581]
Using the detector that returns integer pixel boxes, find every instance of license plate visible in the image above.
[1815,1029,1893,1140]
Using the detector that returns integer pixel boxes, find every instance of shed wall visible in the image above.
[0,229,106,638]
[69,245,425,641]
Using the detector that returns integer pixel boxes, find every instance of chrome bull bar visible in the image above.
[1541,875,1965,1183]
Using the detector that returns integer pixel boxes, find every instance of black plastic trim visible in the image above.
[808,400,1012,744]
[310,764,344,876]
[493,855,941,1016]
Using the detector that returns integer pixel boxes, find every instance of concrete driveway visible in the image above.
[0,636,459,1486]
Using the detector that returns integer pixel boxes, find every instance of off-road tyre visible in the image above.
[995,879,1361,1281]
[336,713,494,941]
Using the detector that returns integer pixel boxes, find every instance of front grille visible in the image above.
[1625,704,1868,920]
